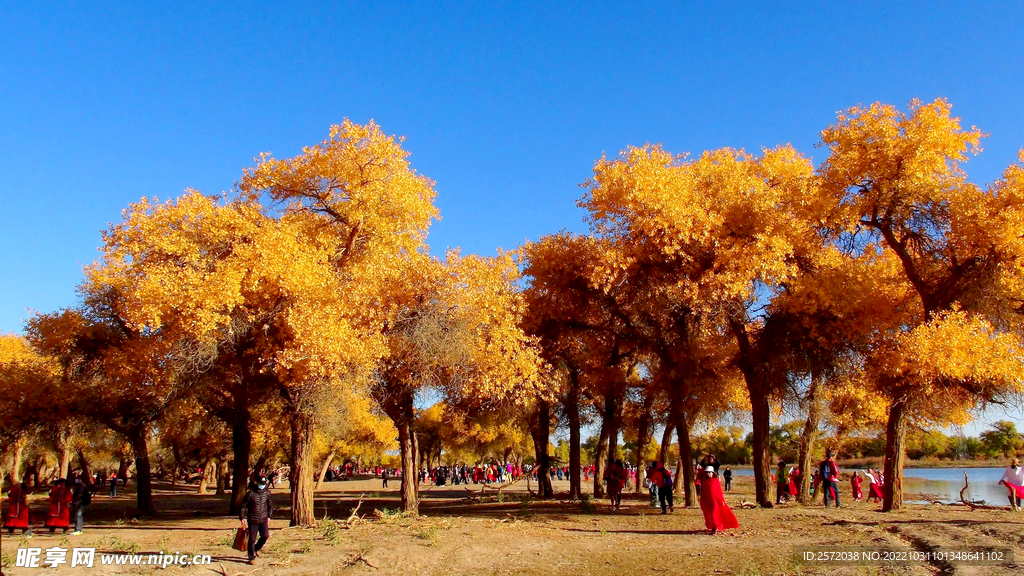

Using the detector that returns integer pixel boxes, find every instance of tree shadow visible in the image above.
[561,527,710,536]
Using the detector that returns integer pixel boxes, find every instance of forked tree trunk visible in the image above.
[289,409,317,526]
[131,425,155,514]
[635,392,653,494]
[315,449,336,491]
[531,398,553,498]
[883,400,908,512]
[797,375,822,504]
[675,412,695,507]
[730,318,774,508]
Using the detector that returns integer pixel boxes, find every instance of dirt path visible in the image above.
[2,477,1020,575]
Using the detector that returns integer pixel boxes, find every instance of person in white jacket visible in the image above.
[998,457,1023,511]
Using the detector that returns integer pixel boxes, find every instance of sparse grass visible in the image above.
[158,535,172,554]
[497,493,505,503]
[295,540,313,554]
[415,526,440,546]
[580,495,596,514]
[98,535,142,554]
[59,534,71,548]
[214,531,236,547]
[1,550,14,568]
[373,507,404,524]
[320,519,343,545]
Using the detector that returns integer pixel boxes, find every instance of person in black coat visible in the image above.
[239,473,273,564]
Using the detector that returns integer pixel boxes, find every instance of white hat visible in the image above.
[705,466,714,473]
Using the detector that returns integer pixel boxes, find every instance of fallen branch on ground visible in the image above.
[343,553,377,569]
[346,494,364,525]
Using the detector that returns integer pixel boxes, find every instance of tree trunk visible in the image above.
[11,435,25,484]
[566,370,582,499]
[797,375,822,504]
[198,459,213,494]
[229,407,252,516]
[289,409,317,527]
[675,413,695,507]
[315,449,336,491]
[216,459,228,496]
[530,398,553,498]
[130,426,155,514]
[729,317,773,508]
[171,445,182,487]
[635,390,654,494]
[750,385,773,508]
[592,416,610,498]
[56,426,74,481]
[606,389,621,463]
[77,449,92,487]
[658,423,674,465]
[882,399,908,512]
[117,447,130,484]
[384,390,419,514]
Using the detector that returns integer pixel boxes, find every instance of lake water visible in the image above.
[727,466,1014,505]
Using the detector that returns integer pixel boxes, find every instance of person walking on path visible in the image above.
[999,457,1024,511]
[776,461,790,504]
[4,476,32,537]
[382,468,389,488]
[45,478,72,534]
[240,473,273,564]
[864,469,883,503]
[723,467,732,491]
[650,462,674,514]
[699,466,738,535]
[851,471,864,501]
[645,463,659,507]
[819,450,841,508]
[109,472,118,497]
[70,473,88,535]
[604,460,626,511]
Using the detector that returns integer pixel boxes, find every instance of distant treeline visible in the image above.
[553,420,1023,468]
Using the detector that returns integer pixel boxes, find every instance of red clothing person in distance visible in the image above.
[851,472,864,500]
[699,466,738,534]
[45,480,72,531]
[5,482,31,530]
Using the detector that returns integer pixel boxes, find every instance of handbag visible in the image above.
[232,527,248,552]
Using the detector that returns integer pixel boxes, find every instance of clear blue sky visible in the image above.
[2,2,1022,432]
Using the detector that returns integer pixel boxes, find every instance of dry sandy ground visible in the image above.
[2,476,1021,576]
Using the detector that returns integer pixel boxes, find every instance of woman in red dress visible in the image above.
[851,471,864,501]
[45,478,72,534]
[5,478,32,535]
[699,466,738,535]
[865,469,883,503]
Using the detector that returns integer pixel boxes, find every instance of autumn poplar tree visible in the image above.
[582,144,827,507]
[819,98,1024,510]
